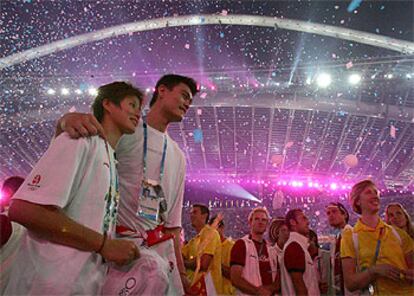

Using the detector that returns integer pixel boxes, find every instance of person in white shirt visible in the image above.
[4,81,143,295]
[57,74,199,295]
[280,208,320,296]
[230,207,280,296]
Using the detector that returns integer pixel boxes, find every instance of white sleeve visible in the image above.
[13,133,89,209]
[164,149,186,228]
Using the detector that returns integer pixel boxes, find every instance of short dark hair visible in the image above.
[285,209,303,230]
[193,203,209,224]
[327,202,350,224]
[92,81,144,123]
[149,74,198,107]
[308,229,319,248]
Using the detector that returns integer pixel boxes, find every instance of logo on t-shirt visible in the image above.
[32,175,41,185]
[27,174,41,191]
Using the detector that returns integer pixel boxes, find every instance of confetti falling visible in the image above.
[347,0,363,13]
[0,0,413,191]
[193,128,203,143]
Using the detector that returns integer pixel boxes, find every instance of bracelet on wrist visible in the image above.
[96,232,107,254]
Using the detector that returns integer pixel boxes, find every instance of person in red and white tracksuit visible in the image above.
[280,209,320,296]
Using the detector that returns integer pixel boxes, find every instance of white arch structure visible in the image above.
[1,14,414,70]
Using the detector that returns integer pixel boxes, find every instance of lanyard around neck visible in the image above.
[372,228,384,265]
[103,141,119,233]
[143,122,167,183]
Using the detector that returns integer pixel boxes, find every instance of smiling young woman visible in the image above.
[385,203,414,240]
[340,180,414,296]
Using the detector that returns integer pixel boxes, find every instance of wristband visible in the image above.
[97,232,107,254]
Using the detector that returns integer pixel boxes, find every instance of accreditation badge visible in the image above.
[137,179,167,223]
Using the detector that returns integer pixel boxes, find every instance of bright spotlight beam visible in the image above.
[1,14,414,70]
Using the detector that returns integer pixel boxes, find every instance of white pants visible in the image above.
[102,238,183,296]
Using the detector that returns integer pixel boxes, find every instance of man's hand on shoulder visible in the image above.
[56,112,105,139]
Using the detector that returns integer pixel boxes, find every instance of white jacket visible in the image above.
[236,235,278,296]
[280,232,320,296]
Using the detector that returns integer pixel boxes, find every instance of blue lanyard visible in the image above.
[372,228,384,265]
[143,122,167,183]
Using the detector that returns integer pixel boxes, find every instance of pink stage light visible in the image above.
[330,183,338,190]
[308,182,313,188]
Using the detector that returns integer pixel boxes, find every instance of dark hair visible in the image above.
[209,215,224,228]
[92,81,144,123]
[285,209,303,230]
[193,203,210,224]
[308,229,319,248]
[327,202,350,224]
[149,74,198,107]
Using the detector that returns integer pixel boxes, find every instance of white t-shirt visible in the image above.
[4,133,117,295]
[116,120,186,232]
[0,221,23,295]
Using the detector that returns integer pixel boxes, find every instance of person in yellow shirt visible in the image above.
[182,204,222,294]
[385,203,414,240]
[209,216,236,295]
[341,179,414,296]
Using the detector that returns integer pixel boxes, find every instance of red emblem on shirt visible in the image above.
[32,175,41,185]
